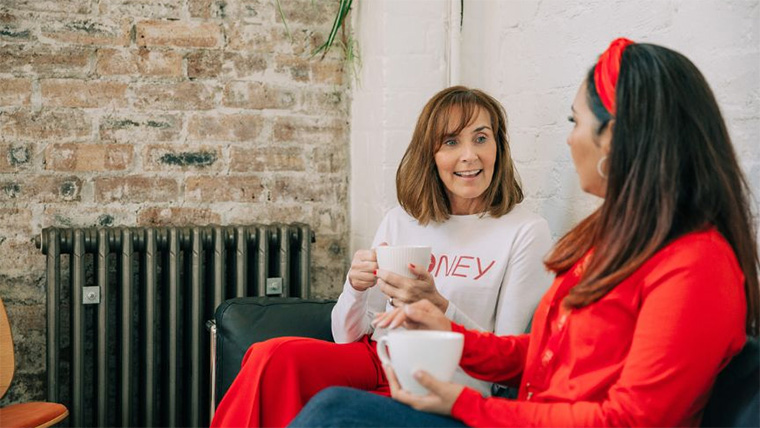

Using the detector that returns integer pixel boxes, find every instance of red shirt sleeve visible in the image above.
[451,322,530,386]
[450,234,746,427]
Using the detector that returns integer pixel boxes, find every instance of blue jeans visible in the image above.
[288,386,468,427]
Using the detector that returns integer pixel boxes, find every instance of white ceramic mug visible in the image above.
[376,330,464,395]
[375,245,431,278]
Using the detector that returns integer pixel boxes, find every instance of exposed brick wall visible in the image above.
[0,0,350,404]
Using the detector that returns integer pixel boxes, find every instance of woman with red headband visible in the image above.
[289,38,760,427]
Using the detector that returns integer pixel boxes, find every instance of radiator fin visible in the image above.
[39,224,313,427]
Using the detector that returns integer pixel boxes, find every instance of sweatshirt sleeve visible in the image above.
[493,217,553,336]
[449,239,747,427]
[331,213,391,343]
[445,301,486,331]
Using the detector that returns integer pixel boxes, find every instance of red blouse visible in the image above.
[450,228,747,427]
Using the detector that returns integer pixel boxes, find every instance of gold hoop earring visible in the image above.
[596,156,608,179]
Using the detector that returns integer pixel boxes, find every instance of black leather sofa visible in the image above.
[211,297,759,427]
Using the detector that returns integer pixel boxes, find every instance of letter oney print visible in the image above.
[428,253,496,280]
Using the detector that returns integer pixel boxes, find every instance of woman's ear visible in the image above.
[600,119,615,155]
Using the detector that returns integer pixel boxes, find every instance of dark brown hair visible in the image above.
[545,43,760,336]
[396,86,523,224]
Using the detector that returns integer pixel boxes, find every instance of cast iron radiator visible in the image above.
[36,224,314,427]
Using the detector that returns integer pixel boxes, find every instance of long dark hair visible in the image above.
[545,43,759,336]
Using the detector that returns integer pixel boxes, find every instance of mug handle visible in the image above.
[376,336,391,366]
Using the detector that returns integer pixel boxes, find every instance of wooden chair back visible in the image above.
[0,296,15,399]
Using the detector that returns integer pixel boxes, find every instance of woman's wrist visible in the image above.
[434,294,449,313]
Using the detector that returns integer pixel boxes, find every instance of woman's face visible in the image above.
[567,81,613,198]
[434,106,497,215]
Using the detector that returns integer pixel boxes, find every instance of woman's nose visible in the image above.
[460,143,478,162]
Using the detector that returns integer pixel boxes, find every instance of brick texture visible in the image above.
[96,48,183,77]
[137,206,221,226]
[222,52,268,78]
[0,78,32,106]
[187,50,223,79]
[100,114,182,142]
[94,176,178,202]
[45,143,133,171]
[185,175,264,202]
[136,20,222,48]
[41,17,131,46]
[41,79,128,108]
[229,146,306,172]
[0,45,91,77]
[143,144,221,171]
[0,143,34,172]
[223,81,297,110]
[1,110,91,141]
[133,82,217,110]
[0,208,33,236]
[1,175,83,202]
[187,113,263,142]
[99,0,184,19]
[0,0,350,406]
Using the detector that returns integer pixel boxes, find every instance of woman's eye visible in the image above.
[443,139,457,146]
[476,135,487,144]
[567,116,576,124]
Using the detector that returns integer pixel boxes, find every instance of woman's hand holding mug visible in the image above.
[375,312,463,416]
[376,263,449,312]
[384,364,464,417]
[347,243,387,291]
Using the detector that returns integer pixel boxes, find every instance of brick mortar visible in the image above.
[0,0,351,404]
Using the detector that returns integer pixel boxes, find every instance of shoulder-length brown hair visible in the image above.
[396,86,523,224]
[545,43,760,336]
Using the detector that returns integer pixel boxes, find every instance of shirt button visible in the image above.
[527,392,534,400]
[542,350,554,365]
[558,314,568,329]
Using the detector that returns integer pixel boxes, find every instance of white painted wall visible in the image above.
[351,0,760,252]
[349,0,451,252]
[458,0,760,241]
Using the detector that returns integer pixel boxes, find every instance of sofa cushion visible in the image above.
[701,337,759,427]
[212,297,759,428]
[214,297,336,405]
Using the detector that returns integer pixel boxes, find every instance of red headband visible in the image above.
[594,37,635,115]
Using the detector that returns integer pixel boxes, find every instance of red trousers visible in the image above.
[210,335,389,428]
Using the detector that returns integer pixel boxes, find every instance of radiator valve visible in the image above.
[83,286,100,304]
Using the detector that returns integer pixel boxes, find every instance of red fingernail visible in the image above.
[409,263,416,268]
[373,270,377,275]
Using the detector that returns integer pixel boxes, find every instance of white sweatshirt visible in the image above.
[331,205,554,395]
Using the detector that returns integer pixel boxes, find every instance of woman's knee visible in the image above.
[290,387,361,426]
[242,337,312,368]
[308,387,356,409]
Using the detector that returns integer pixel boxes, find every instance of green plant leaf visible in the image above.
[312,0,353,59]
[274,0,293,41]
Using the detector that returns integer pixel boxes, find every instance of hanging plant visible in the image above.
[310,0,353,59]
[274,0,360,82]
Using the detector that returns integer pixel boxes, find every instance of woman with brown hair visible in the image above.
[289,38,760,427]
[211,86,553,427]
